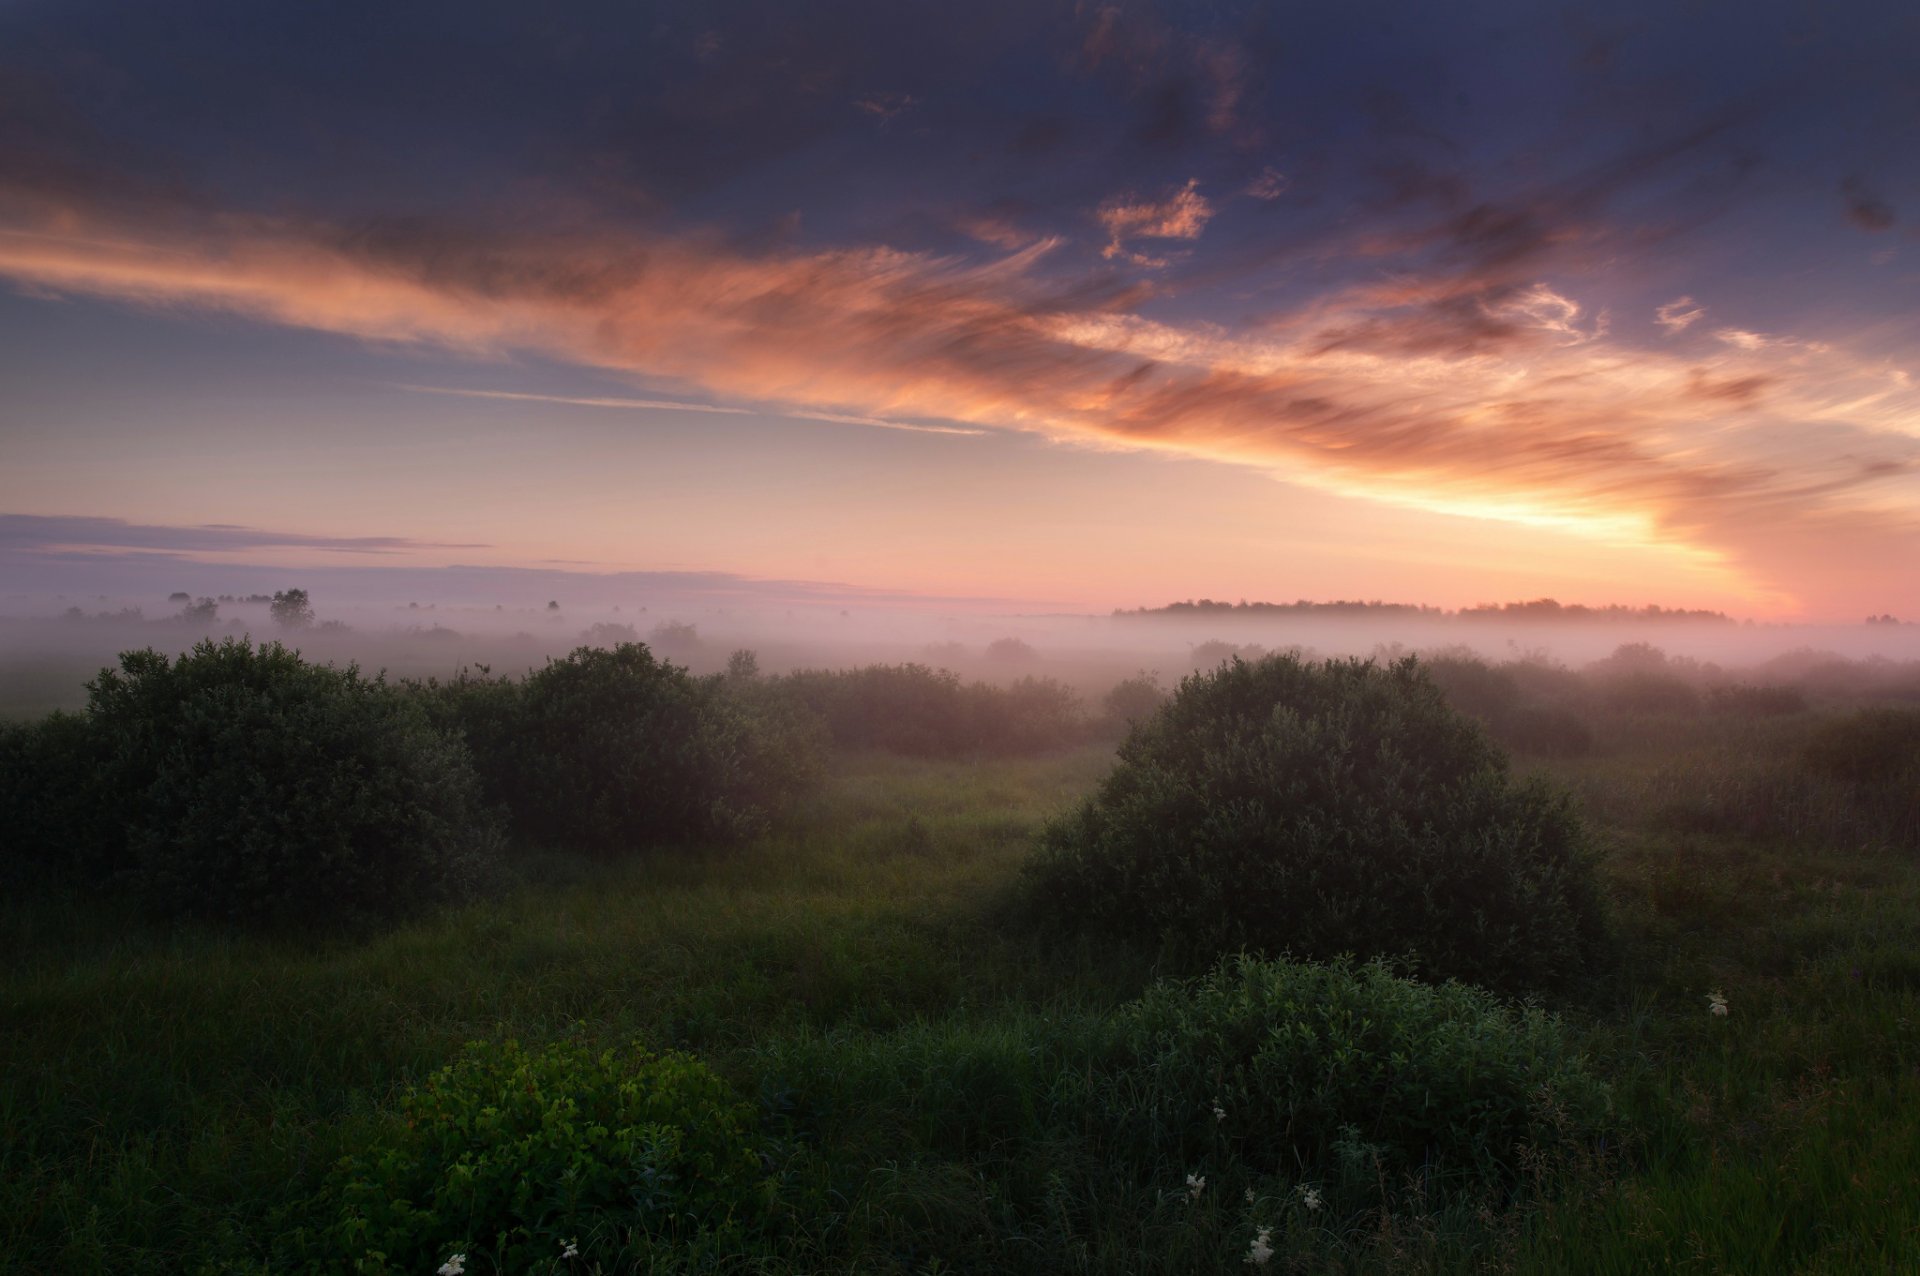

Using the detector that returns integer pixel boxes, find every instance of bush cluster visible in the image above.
[418,644,820,852]
[1803,707,1920,786]
[299,1038,772,1273]
[1423,655,1593,757]
[772,663,1085,757]
[0,711,117,886]
[762,954,1614,1230]
[4,639,501,925]
[1095,955,1613,1200]
[1027,655,1609,991]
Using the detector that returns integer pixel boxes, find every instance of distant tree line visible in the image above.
[1117,596,1734,623]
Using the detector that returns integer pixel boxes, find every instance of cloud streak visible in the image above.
[1,176,1915,614]
[393,384,986,435]
[0,514,488,556]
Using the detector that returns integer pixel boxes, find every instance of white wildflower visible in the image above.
[1186,1171,1206,1201]
[561,1237,580,1260]
[1212,1100,1227,1123]
[1707,990,1729,1017]
[1298,1184,1323,1212]
[1244,1226,1274,1266]
[438,1256,466,1276]
[1244,1187,1255,1204]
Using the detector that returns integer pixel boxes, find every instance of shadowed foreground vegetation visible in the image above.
[4,642,1920,1272]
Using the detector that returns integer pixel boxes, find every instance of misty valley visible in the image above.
[3,600,1918,1273]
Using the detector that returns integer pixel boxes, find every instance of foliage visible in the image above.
[1597,670,1703,715]
[1707,683,1808,718]
[1101,671,1168,730]
[773,663,1085,757]
[984,636,1036,663]
[80,638,502,925]
[1495,703,1595,758]
[1421,654,1521,724]
[1096,955,1613,1199]
[580,621,639,647]
[1803,707,1920,786]
[649,620,701,655]
[0,711,119,886]
[299,1038,772,1273]
[270,588,315,630]
[1027,655,1609,991]
[449,643,818,851]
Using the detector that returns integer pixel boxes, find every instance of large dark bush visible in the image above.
[1095,956,1612,1201]
[0,711,118,886]
[1026,655,1608,991]
[298,1038,772,1273]
[83,639,501,924]
[465,643,817,851]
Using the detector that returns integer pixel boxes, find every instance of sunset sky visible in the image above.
[2,0,1916,618]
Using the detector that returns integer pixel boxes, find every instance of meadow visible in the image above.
[3,638,1919,1274]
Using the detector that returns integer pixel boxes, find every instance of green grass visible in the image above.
[6,717,1920,1273]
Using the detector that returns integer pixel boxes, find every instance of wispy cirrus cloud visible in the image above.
[393,384,986,435]
[0,171,1916,614]
[0,513,487,556]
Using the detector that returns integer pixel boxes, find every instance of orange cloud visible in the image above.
[1097,178,1213,264]
[1,190,1916,616]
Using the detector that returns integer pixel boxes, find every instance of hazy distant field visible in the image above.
[5,629,1919,1273]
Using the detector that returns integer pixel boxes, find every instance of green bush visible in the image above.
[81,639,501,925]
[0,711,119,885]
[1102,671,1169,734]
[1423,655,1521,724]
[1027,655,1608,991]
[1096,956,1613,1201]
[470,644,818,851]
[1803,708,1920,785]
[299,1038,772,1273]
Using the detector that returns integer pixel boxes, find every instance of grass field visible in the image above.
[5,714,1920,1273]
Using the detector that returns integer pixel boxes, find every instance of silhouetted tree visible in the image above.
[270,588,314,630]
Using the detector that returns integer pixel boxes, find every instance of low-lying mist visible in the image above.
[4,583,1918,720]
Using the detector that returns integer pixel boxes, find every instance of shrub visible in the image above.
[1027,655,1608,991]
[967,675,1085,754]
[1422,655,1520,724]
[1596,670,1702,716]
[300,1038,772,1273]
[1096,956,1613,1201]
[580,620,640,647]
[1102,671,1168,731]
[1803,708,1920,785]
[0,711,119,886]
[773,664,1085,757]
[649,620,701,655]
[1190,639,1262,669]
[83,639,501,925]
[483,644,816,850]
[1708,683,1808,718]
[985,636,1037,663]
[1494,704,1595,758]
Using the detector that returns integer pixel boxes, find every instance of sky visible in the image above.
[1,0,1917,620]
